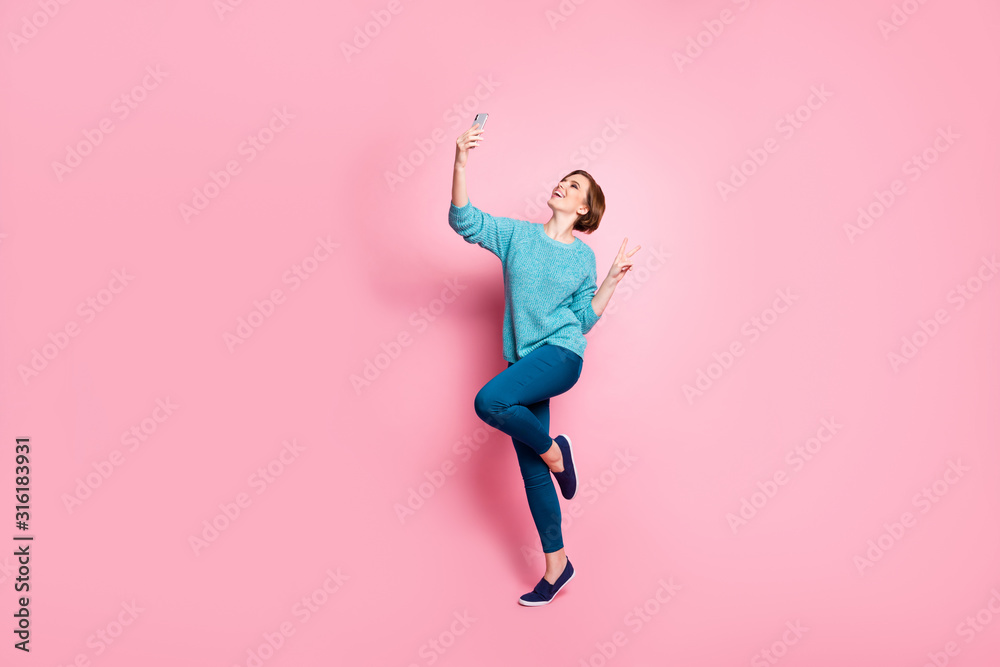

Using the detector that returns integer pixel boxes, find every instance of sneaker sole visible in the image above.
[517,569,576,606]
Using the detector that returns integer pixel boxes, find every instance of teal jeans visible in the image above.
[473,344,583,553]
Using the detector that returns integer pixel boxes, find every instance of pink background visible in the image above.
[2,0,999,665]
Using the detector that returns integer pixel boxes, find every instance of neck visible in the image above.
[544,211,577,243]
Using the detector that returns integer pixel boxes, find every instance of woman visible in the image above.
[448,120,640,606]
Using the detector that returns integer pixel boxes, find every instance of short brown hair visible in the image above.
[564,170,605,234]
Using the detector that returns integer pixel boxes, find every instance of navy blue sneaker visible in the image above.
[518,558,575,606]
[551,434,577,499]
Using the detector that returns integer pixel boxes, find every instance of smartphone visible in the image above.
[472,113,488,130]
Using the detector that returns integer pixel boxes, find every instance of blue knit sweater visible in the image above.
[448,200,601,363]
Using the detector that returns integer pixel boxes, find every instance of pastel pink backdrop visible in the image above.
[2,0,998,665]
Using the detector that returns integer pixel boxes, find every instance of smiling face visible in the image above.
[548,174,590,219]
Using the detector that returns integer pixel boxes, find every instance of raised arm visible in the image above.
[448,122,516,259]
[590,237,642,318]
[452,122,484,207]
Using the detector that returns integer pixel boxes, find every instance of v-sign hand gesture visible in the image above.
[606,238,641,284]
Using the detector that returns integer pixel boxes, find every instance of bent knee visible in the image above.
[473,387,507,419]
[473,388,498,421]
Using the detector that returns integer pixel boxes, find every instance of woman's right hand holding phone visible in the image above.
[454,123,485,170]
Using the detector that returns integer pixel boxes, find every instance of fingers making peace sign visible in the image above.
[606,237,642,284]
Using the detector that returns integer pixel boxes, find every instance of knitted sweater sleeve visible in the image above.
[448,200,517,261]
[570,250,601,334]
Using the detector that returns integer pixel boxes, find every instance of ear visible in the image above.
[577,205,589,216]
